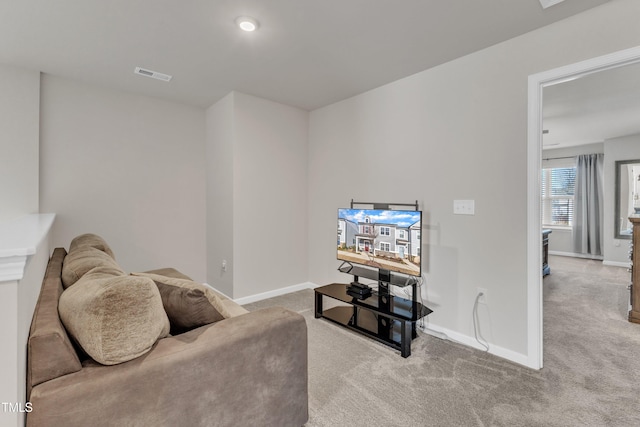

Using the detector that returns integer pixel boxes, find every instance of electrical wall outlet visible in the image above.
[222,259,227,272]
[477,287,488,304]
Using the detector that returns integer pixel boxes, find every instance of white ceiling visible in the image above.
[543,60,640,148]
[0,0,610,111]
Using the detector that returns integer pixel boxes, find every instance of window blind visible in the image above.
[542,166,576,227]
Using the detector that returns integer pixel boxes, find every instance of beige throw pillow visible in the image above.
[69,233,116,259]
[62,246,124,288]
[131,272,247,334]
[59,273,170,365]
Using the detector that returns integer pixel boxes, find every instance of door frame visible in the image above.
[527,45,640,369]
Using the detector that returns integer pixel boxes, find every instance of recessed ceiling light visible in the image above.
[236,16,259,32]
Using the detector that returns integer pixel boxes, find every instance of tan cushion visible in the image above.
[59,274,170,365]
[62,246,124,288]
[78,265,125,280]
[131,272,248,334]
[143,267,192,281]
[69,233,116,259]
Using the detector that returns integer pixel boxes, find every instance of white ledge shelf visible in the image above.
[0,213,55,282]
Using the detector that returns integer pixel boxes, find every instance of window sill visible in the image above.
[542,225,571,231]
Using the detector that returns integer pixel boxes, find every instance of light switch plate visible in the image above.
[453,200,475,215]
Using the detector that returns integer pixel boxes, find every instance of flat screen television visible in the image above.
[337,208,422,277]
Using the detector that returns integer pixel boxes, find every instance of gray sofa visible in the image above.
[26,240,308,427]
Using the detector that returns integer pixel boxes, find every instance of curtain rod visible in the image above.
[542,155,575,161]
[542,153,602,161]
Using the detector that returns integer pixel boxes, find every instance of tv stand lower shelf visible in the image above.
[314,283,432,358]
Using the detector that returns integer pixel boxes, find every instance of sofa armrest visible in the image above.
[27,307,308,427]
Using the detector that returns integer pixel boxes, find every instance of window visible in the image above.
[542,164,576,227]
[380,227,390,236]
[398,230,406,239]
[380,242,390,251]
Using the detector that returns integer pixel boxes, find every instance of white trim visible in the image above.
[232,281,535,368]
[548,251,603,260]
[544,225,571,232]
[549,250,627,266]
[527,70,544,370]
[603,260,632,268]
[528,45,640,370]
[232,281,316,305]
[0,214,56,283]
[0,256,28,282]
[418,323,532,369]
[201,283,233,300]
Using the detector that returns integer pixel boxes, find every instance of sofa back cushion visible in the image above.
[62,246,123,288]
[59,273,170,365]
[131,272,248,334]
[69,233,116,259]
[27,248,82,399]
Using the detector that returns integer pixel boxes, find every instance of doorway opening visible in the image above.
[527,45,640,369]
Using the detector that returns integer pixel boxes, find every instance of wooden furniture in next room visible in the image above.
[629,215,640,324]
[543,229,552,276]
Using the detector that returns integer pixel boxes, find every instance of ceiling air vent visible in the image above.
[134,67,172,82]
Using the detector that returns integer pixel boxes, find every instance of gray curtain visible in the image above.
[573,154,604,256]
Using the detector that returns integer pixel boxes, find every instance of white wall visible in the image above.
[0,215,54,427]
[39,75,207,280]
[206,92,309,299]
[232,93,309,299]
[206,93,235,296]
[0,240,50,427]
[308,0,640,362]
[0,64,40,224]
[0,63,49,427]
[604,133,640,265]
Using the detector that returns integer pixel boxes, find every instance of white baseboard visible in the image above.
[223,281,536,369]
[201,283,232,300]
[549,251,629,268]
[549,250,603,260]
[603,260,631,268]
[418,323,534,369]
[232,282,316,305]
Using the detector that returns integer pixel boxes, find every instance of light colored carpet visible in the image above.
[244,256,640,426]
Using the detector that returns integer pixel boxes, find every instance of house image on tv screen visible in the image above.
[337,208,421,276]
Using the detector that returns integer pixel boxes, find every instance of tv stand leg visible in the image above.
[400,320,411,358]
[314,291,323,318]
[411,282,418,338]
[379,281,389,295]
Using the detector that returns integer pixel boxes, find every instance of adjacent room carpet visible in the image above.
[244,256,640,426]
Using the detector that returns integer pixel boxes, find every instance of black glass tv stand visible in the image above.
[314,266,433,357]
